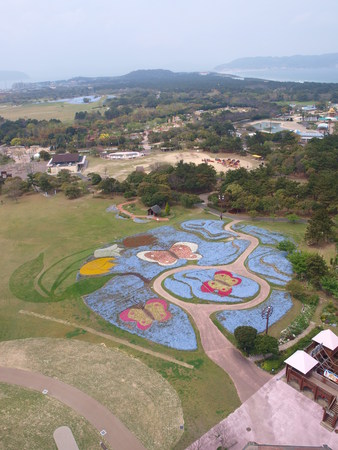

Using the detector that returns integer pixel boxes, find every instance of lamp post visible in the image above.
[218,193,225,212]
[261,305,273,335]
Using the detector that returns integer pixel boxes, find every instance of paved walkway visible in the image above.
[0,366,146,450]
[53,426,79,450]
[187,370,336,450]
[153,220,271,402]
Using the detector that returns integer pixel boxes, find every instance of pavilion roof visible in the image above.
[312,329,338,351]
[284,350,318,375]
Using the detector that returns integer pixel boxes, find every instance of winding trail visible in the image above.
[152,220,271,402]
[0,366,146,450]
[117,200,169,221]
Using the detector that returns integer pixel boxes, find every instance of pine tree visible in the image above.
[305,208,335,245]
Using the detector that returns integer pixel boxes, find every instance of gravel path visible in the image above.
[0,366,146,450]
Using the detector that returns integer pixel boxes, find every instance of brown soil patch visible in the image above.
[123,234,157,248]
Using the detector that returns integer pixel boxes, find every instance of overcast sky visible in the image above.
[1,0,337,81]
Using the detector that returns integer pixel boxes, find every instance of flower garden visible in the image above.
[84,274,197,350]
[215,290,293,333]
[164,269,259,303]
[79,219,295,349]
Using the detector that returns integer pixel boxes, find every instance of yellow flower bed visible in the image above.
[80,257,115,276]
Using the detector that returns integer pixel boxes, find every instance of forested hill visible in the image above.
[3,68,338,104]
[215,53,338,71]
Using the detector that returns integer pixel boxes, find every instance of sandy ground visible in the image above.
[85,150,259,181]
[187,370,337,449]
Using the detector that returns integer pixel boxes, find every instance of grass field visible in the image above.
[0,383,103,450]
[0,338,184,450]
[0,97,108,122]
[0,193,240,449]
[0,192,335,448]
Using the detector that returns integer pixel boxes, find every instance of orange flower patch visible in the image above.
[80,257,115,276]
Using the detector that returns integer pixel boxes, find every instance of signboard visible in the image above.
[324,369,338,384]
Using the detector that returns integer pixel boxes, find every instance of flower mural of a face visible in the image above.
[120,298,171,330]
[201,270,241,297]
[80,257,116,276]
[137,242,201,266]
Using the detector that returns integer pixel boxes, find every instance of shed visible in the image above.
[147,205,161,216]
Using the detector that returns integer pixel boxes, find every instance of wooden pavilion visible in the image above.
[284,329,338,431]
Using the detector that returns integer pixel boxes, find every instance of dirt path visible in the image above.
[0,366,146,450]
[18,310,194,369]
[279,321,316,351]
[117,200,169,221]
[152,220,271,402]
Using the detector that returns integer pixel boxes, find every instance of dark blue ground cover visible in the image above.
[247,246,293,286]
[233,224,285,245]
[84,275,197,350]
[109,225,249,279]
[180,220,235,240]
[216,290,293,333]
[164,269,259,303]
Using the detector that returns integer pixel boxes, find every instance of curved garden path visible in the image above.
[152,220,272,402]
[0,366,146,450]
[117,200,169,221]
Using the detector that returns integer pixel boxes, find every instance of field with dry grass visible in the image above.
[0,338,184,450]
[85,150,260,181]
[0,383,102,450]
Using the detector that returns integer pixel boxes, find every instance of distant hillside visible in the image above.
[215,53,338,71]
[0,71,29,81]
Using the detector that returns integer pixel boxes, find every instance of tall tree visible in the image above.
[305,208,335,245]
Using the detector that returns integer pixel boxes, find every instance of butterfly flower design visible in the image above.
[201,270,241,297]
[119,298,171,330]
[137,242,201,266]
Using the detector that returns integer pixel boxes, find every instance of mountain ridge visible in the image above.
[215,53,338,71]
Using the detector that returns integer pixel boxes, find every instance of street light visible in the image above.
[218,193,225,211]
[261,305,273,335]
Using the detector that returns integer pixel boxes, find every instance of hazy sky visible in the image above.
[1,0,337,81]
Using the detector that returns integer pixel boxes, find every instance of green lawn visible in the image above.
[0,97,108,122]
[0,383,105,450]
[1,193,334,448]
[0,193,240,448]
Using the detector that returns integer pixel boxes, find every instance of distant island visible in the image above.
[215,53,338,71]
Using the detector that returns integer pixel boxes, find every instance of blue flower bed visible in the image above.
[106,205,118,213]
[180,220,235,240]
[84,275,197,350]
[247,246,293,285]
[216,290,293,333]
[196,239,250,266]
[164,269,259,303]
[233,224,285,245]
[110,226,249,279]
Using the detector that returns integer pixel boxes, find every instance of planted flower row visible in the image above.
[84,274,197,350]
[247,246,293,286]
[180,220,235,240]
[164,269,259,303]
[233,224,285,245]
[216,290,293,333]
[108,226,249,279]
